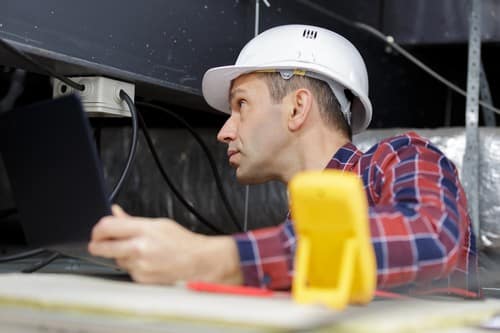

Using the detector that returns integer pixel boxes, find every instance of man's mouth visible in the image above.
[227,149,240,165]
[227,149,238,158]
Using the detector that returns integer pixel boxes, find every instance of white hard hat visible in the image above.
[202,24,372,134]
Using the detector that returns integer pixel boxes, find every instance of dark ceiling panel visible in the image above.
[383,0,500,44]
[0,0,385,109]
[0,0,255,108]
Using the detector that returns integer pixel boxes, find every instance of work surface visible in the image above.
[0,273,498,333]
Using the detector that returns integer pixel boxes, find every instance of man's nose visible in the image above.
[217,116,237,143]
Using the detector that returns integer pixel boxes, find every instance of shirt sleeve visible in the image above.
[369,139,469,288]
[232,219,296,290]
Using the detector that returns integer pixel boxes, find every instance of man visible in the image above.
[89,25,478,294]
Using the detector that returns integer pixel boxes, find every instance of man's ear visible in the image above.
[288,88,313,131]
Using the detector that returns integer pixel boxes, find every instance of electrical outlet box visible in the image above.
[52,76,135,117]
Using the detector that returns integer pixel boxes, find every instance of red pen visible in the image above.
[186,281,274,297]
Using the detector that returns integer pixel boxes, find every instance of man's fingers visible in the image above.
[91,217,143,242]
[88,238,142,259]
[116,257,133,270]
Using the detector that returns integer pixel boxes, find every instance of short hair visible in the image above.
[256,72,352,140]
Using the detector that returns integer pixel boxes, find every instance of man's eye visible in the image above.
[238,99,246,108]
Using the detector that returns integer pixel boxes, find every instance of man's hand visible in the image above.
[88,205,243,285]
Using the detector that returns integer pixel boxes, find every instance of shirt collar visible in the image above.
[325,142,362,171]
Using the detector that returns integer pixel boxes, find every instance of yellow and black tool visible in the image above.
[289,170,376,310]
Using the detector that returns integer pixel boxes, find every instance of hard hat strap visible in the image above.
[285,70,352,126]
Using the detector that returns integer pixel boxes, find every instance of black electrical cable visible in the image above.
[0,248,48,263]
[108,90,139,202]
[94,123,102,157]
[136,110,224,234]
[0,68,26,113]
[136,102,242,232]
[0,247,56,273]
[21,252,60,273]
[0,218,50,269]
[0,38,84,91]
[296,0,500,116]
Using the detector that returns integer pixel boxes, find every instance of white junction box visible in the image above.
[52,76,135,117]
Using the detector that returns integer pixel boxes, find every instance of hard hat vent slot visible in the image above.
[302,29,318,39]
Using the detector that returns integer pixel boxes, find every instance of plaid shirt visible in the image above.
[233,132,478,294]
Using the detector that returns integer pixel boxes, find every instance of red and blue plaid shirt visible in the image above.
[233,132,478,294]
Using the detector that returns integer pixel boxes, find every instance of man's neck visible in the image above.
[281,127,350,183]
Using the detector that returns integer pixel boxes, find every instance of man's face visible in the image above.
[217,73,290,184]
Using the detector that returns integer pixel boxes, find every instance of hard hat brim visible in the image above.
[202,63,372,134]
[202,65,262,113]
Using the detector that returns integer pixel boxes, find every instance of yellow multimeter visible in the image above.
[289,170,376,310]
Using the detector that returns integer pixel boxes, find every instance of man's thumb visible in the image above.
[112,204,129,217]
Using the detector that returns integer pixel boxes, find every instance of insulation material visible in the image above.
[354,128,500,248]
